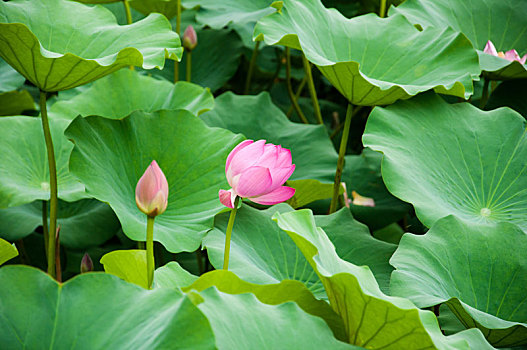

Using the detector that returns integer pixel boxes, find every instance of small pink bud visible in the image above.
[80,253,93,273]
[483,40,526,64]
[182,25,198,51]
[219,140,295,208]
[135,160,169,217]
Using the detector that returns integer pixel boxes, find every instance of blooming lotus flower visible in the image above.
[483,40,526,64]
[182,25,198,51]
[219,140,296,208]
[135,160,169,217]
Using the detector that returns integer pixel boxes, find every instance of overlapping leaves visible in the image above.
[391,216,527,347]
[0,0,182,91]
[254,0,480,105]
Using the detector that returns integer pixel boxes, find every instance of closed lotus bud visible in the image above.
[135,160,169,217]
[80,253,93,273]
[219,140,296,208]
[182,25,198,51]
[483,40,526,64]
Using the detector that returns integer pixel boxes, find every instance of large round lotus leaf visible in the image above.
[390,216,527,347]
[0,0,182,92]
[363,93,527,231]
[49,69,213,120]
[201,92,338,182]
[273,209,494,349]
[0,116,86,209]
[66,110,243,253]
[152,28,244,92]
[254,0,480,105]
[204,203,397,297]
[188,287,355,349]
[186,0,275,48]
[0,239,17,265]
[0,90,35,116]
[0,265,216,349]
[390,0,527,80]
[0,199,119,249]
[185,270,347,341]
[343,148,411,231]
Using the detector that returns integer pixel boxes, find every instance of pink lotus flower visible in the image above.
[219,140,296,208]
[135,160,169,217]
[182,25,198,51]
[484,40,526,64]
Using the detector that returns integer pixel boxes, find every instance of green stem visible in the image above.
[186,51,192,82]
[301,54,323,125]
[174,0,181,83]
[40,91,57,279]
[480,78,490,109]
[329,103,353,214]
[223,196,240,270]
[146,216,155,289]
[285,48,309,124]
[244,41,261,94]
[379,0,387,17]
[329,106,363,139]
[123,0,133,24]
[42,200,49,258]
[286,76,307,118]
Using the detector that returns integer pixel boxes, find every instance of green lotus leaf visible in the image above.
[152,28,244,92]
[0,90,35,116]
[74,0,122,3]
[0,199,119,249]
[0,238,17,265]
[188,0,275,48]
[129,0,180,19]
[286,179,343,209]
[66,110,243,253]
[344,148,411,231]
[486,79,527,118]
[204,203,396,297]
[184,269,347,341]
[0,116,86,208]
[390,216,527,347]
[390,0,527,80]
[363,93,527,230]
[0,265,216,349]
[49,69,213,120]
[188,287,356,349]
[0,58,24,92]
[155,261,198,289]
[273,209,494,349]
[101,249,148,288]
[201,92,338,182]
[0,0,182,92]
[254,0,480,105]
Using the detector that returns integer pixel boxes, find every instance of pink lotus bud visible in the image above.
[182,25,198,51]
[135,160,169,217]
[219,140,296,208]
[483,40,498,56]
[80,253,93,273]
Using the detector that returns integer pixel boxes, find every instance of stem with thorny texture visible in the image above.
[39,91,57,279]
[285,48,309,124]
[379,0,387,18]
[244,41,261,94]
[146,216,155,289]
[301,54,323,125]
[174,0,181,83]
[186,51,192,82]
[329,103,353,214]
[223,196,240,270]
